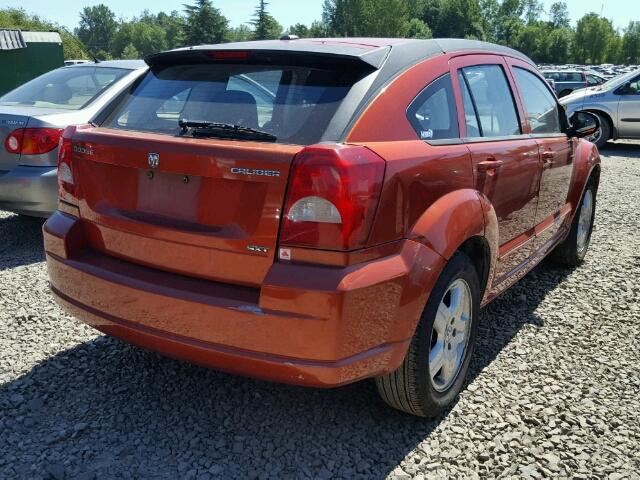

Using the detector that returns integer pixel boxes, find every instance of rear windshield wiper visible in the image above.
[178,119,277,142]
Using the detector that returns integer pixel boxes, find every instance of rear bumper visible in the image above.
[44,211,446,387]
[0,165,57,217]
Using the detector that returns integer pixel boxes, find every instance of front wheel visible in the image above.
[550,181,596,266]
[586,112,611,149]
[376,252,480,417]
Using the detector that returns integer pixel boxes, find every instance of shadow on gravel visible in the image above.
[0,213,46,270]
[0,261,574,479]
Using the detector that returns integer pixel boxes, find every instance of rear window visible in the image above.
[105,63,357,144]
[0,66,129,110]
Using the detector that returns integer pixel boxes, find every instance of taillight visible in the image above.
[280,145,385,251]
[57,125,78,204]
[4,128,63,155]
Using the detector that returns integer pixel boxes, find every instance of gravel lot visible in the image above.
[1,142,639,480]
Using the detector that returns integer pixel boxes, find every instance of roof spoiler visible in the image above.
[145,43,391,70]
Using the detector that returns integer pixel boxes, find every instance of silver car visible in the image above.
[0,60,147,217]
[560,68,640,148]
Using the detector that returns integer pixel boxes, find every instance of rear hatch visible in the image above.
[71,48,378,286]
[74,128,298,286]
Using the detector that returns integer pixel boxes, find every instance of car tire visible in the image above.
[588,112,611,149]
[375,251,480,417]
[559,89,572,98]
[550,180,597,267]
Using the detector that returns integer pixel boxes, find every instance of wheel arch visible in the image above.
[408,188,499,301]
[584,108,616,139]
[567,140,601,223]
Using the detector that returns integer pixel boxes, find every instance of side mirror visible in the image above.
[568,111,600,139]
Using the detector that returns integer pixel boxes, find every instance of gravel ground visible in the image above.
[1,142,639,480]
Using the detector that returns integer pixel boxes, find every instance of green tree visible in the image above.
[436,0,484,39]
[121,44,140,59]
[308,20,330,37]
[228,24,253,42]
[250,1,283,40]
[622,21,640,64]
[111,20,168,58]
[546,27,573,63]
[522,0,543,24]
[153,11,186,49]
[405,18,432,39]
[549,1,570,29]
[322,0,413,37]
[288,23,310,37]
[76,4,118,54]
[573,13,615,64]
[183,0,228,45]
[0,7,88,60]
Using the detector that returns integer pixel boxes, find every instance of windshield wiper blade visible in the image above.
[178,119,277,142]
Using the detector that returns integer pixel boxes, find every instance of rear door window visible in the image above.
[459,65,521,137]
[406,73,459,141]
[512,67,562,135]
[105,63,358,145]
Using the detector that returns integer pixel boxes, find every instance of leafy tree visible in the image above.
[573,13,615,64]
[250,1,282,40]
[183,0,228,45]
[522,0,543,24]
[405,18,432,39]
[0,7,88,60]
[121,44,140,59]
[546,27,573,63]
[76,4,118,53]
[111,20,168,58]
[622,21,640,64]
[228,25,253,42]
[289,23,310,37]
[323,0,412,38]
[436,0,484,39]
[154,11,186,49]
[308,20,331,38]
[549,1,570,29]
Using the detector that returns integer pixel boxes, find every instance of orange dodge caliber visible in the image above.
[44,38,601,417]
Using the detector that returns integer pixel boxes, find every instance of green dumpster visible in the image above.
[0,30,64,96]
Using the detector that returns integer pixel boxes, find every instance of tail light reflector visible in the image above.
[57,126,78,204]
[4,128,63,155]
[280,145,385,251]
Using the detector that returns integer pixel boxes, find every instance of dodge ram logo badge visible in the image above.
[148,153,160,169]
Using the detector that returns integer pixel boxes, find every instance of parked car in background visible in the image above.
[0,60,147,216]
[560,68,640,148]
[541,70,606,97]
[44,38,601,417]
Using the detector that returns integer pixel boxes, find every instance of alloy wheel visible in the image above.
[429,278,472,392]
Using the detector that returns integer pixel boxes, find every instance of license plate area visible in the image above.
[137,170,202,221]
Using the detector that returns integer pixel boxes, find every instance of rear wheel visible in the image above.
[376,252,480,417]
[586,112,611,149]
[550,181,596,266]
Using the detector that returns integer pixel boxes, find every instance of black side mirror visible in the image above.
[568,111,600,138]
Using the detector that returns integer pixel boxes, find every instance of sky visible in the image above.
[2,0,636,31]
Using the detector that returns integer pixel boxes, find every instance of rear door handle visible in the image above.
[477,159,504,173]
[541,151,555,168]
